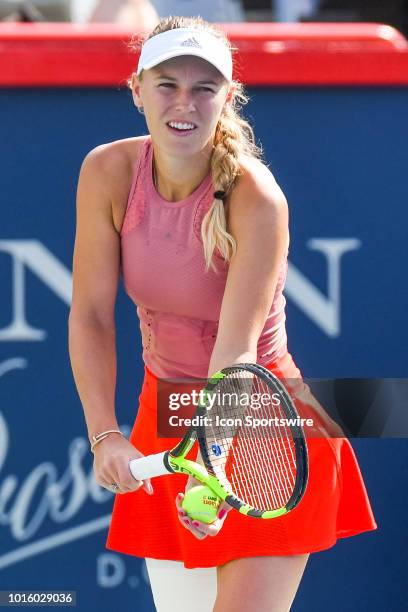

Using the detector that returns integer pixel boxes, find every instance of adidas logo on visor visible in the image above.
[181,36,202,48]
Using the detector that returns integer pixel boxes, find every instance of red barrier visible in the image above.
[1,22,407,87]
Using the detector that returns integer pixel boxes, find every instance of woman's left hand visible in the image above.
[175,476,232,540]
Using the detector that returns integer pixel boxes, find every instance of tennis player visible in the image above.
[68,16,377,612]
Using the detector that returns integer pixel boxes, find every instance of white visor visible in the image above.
[136,28,233,82]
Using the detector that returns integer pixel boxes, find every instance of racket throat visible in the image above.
[167,455,211,482]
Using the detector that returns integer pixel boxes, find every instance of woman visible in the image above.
[68,16,377,612]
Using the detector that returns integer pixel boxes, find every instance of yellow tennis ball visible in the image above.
[182,485,221,524]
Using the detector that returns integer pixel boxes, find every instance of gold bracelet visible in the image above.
[90,429,124,453]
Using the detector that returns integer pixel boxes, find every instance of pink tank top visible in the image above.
[120,136,288,378]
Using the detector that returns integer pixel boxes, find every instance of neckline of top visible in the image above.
[145,136,213,207]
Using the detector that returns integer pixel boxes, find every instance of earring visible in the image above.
[137,106,145,115]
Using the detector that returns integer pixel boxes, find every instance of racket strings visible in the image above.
[203,370,298,511]
[229,374,296,510]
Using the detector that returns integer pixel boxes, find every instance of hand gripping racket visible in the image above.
[129,363,308,518]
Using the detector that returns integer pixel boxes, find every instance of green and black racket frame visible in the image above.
[129,362,309,519]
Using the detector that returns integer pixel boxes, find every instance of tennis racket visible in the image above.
[129,363,308,519]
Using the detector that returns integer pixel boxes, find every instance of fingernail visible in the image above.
[147,483,154,494]
[183,518,190,526]
[178,510,185,516]
[218,509,227,519]
[177,493,183,499]
[192,521,200,527]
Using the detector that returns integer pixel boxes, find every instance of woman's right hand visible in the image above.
[92,434,154,495]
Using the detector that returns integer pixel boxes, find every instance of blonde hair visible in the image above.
[128,16,263,272]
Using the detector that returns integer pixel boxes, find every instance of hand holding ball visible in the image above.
[182,485,221,524]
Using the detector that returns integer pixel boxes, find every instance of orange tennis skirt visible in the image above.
[105,351,377,568]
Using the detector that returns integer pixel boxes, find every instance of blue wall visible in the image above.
[1,86,406,610]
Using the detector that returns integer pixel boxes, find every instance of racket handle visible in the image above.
[129,451,169,481]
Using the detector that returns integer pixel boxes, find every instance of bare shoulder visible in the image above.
[80,135,149,233]
[227,155,289,247]
[232,155,287,210]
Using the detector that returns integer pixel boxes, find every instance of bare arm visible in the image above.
[207,165,344,438]
[68,147,121,442]
[207,164,289,378]
[68,146,152,495]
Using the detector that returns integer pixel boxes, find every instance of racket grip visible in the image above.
[129,452,169,481]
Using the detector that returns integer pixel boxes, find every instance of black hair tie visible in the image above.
[214,191,226,200]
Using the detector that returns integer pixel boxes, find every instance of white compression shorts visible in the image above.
[145,558,217,612]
